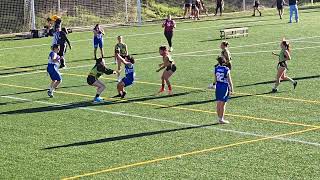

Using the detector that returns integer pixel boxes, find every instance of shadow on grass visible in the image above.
[157,91,285,109]
[43,123,219,150]
[0,90,201,116]
[236,75,320,88]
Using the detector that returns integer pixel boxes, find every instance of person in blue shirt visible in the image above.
[93,24,105,60]
[47,44,62,98]
[214,56,234,124]
[114,52,135,99]
[289,0,299,23]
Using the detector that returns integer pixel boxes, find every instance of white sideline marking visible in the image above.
[2,43,320,78]
[1,95,320,147]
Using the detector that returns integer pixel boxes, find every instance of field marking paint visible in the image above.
[1,61,319,106]
[0,70,47,78]
[2,40,320,77]
[2,95,320,148]
[0,82,319,128]
[63,72,320,105]
[61,127,320,180]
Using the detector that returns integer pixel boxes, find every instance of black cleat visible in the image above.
[113,94,122,98]
[121,91,127,99]
[293,81,298,89]
[47,90,53,98]
[271,88,278,93]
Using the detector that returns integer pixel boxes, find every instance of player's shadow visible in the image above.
[157,91,280,109]
[43,123,219,150]
[236,75,320,88]
[111,90,203,105]
[0,100,110,115]
[0,85,88,97]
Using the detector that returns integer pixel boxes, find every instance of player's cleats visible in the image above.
[158,88,165,94]
[113,94,122,98]
[293,81,298,89]
[218,119,230,124]
[169,47,173,52]
[121,91,127,99]
[47,90,53,98]
[93,97,103,103]
[271,88,278,93]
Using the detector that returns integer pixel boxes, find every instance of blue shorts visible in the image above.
[215,84,230,102]
[122,77,134,87]
[94,37,103,48]
[47,64,62,81]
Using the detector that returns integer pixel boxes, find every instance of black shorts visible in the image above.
[58,44,66,56]
[166,64,177,72]
[278,61,287,69]
[277,5,283,9]
[192,4,197,10]
[87,75,97,85]
[185,3,191,8]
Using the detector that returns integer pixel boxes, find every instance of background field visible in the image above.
[0,9,320,179]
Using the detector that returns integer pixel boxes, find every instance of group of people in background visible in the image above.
[183,0,300,23]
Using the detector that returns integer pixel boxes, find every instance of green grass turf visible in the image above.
[0,9,320,179]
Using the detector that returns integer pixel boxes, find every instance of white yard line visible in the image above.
[1,95,320,147]
[2,44,320,78]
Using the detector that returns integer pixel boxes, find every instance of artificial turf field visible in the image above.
[1,9,320,179]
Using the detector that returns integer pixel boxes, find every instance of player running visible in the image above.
[157,46,177,95]
[52,26,71,68]
[214,56,234,124]
[113,53,135,98]
[87,58,116,103]
[271,38,297,93]
[47,44,62,98]
[162,15,176,52]
[93,24,105,60]
[114,36,129,82]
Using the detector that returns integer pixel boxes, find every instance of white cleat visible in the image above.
[218,119,230,124]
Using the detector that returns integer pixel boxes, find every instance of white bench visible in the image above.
[220,27,248,39]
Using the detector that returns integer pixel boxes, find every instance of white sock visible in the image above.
[287,77,295,84]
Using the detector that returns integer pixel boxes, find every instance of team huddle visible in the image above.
[46,14,298,124]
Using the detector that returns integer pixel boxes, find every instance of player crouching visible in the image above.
[113,53,135,99]
[87,58,116,103]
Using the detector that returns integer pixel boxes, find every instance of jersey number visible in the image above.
[216,72,225,82]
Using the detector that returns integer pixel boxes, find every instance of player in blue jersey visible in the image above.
[47,44,62,98]
[113,52,135,98]
[93,24,105,60]
[214,56,234,124]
